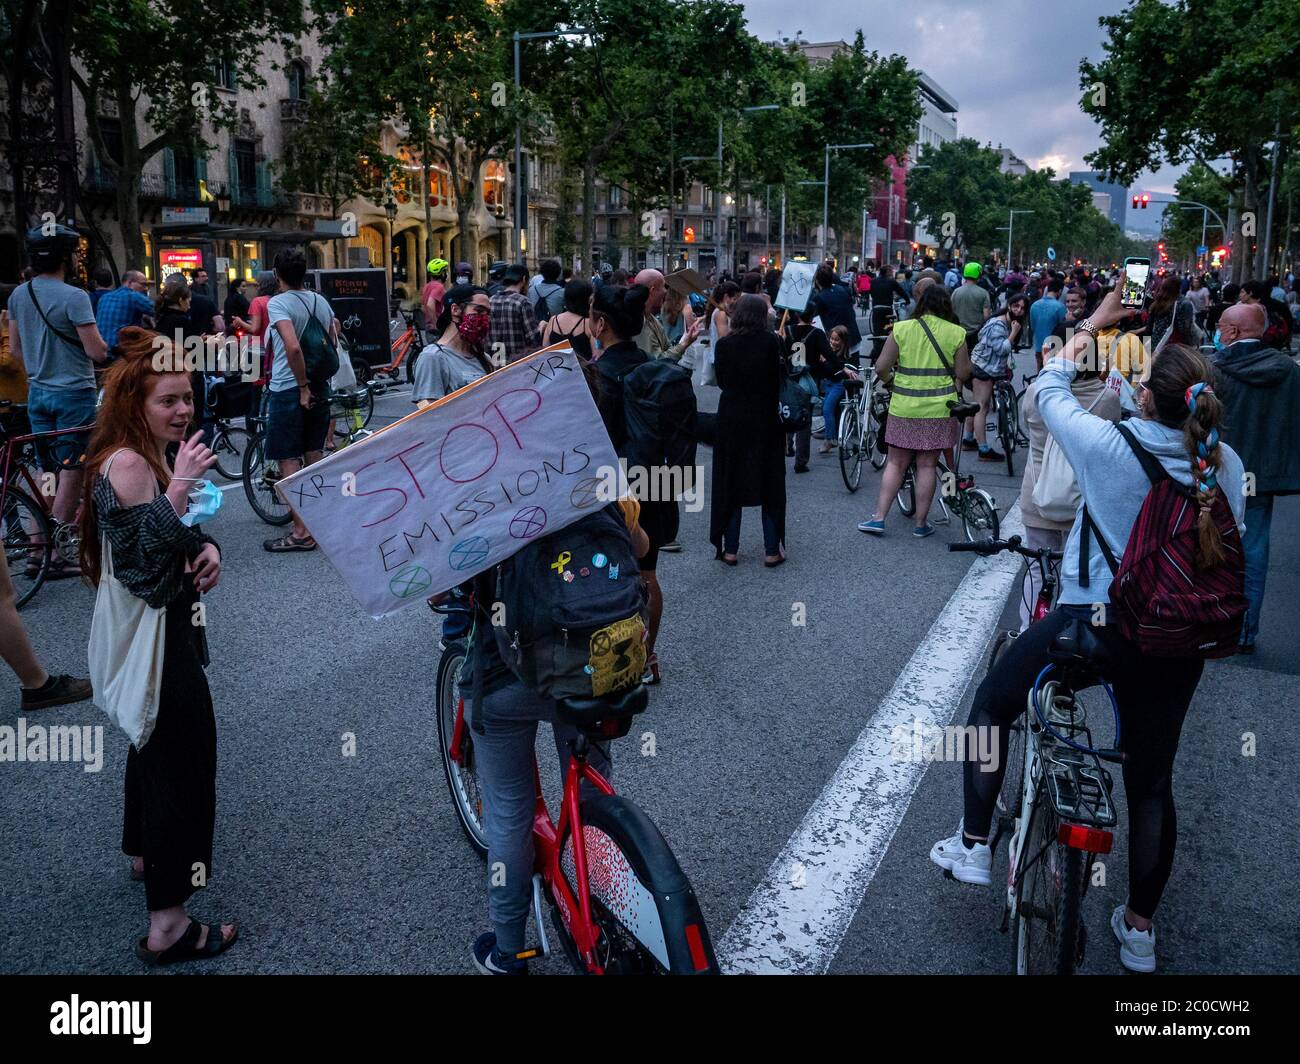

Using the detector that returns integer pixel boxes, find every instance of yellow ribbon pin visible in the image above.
[550,550,572,574]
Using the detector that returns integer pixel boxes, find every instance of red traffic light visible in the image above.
[1141,193,1150,208]
[1131,195,1140,209]
[1156,242,1165,251]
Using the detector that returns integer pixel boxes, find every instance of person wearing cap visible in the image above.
[7,225,109,547]
[951,262,991,352]
[422,258,450,339]
[488,264,541,363]
[485,261,508,297]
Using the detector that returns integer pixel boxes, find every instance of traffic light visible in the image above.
[1132,194,1140,209]
[1141,193,1150,209]
[1156,242,1165,252]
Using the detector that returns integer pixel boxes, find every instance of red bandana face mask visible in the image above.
[457,312,490,347]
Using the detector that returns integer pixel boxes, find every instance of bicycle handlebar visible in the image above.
[949,535,1063,562]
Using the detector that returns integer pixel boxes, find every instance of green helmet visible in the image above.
[963,262,983,280]
[427,257,449,278]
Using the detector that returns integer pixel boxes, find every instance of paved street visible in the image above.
[3,364,1297,976]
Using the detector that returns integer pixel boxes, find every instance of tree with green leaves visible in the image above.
[1079,0,1300,281]
[907,138,1009,258]
[68,1,304,269]
[313,0,520,268]
[1157,161,1232,267]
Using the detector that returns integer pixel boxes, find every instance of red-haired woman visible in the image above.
[80,326,236,965]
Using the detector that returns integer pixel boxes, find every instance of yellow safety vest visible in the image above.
[889,316,966,419]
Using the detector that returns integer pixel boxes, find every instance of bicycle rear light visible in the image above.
[685,924,710,972]
[1057,823,1113,854]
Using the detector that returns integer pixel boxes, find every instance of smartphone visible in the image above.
[1120,257,1150,309]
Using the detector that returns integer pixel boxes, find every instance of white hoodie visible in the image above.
[1036,357,1247,606]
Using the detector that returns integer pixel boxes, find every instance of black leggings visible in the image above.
[963,607,1203,920]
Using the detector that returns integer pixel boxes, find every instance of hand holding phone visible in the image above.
[1120,258,1150,309]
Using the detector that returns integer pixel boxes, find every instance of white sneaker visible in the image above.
[1110,905,1157,973]
[929,822,992,886]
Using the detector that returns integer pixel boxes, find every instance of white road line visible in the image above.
[717,504,1026,974]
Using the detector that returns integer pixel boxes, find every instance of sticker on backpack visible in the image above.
[587,615,647,696]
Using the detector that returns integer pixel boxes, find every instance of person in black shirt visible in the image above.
[223,279,250,335]
[187,270,222,335]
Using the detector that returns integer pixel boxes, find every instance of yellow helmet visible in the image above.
[427,258,449,277]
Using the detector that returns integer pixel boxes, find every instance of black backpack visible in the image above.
[491,504,647,699]
[532,282,562,324]
[622,359,698,494]
[290,291,340,384]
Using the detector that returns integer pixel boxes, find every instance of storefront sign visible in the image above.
[161,207,210,224]
[310,269,390,367]
[159,247,203,279]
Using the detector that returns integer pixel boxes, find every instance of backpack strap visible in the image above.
[1114,422,1172,485]
[24,281,86,352]
[1079,504,1119,585]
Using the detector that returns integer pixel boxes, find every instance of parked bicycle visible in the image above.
[435,606,718,975]
[1,401,92,607]
[951,537,1124,976]
[835,374,886,492]
[896,445,999,543]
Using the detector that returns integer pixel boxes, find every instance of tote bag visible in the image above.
[87,454,167,748]
[1031,391,1105,522]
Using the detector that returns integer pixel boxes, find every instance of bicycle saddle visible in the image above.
[1048,618,1110,671]
[843,376,865,391]
[557,684,649,739]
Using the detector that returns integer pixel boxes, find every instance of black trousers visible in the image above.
[963,607,1202,919]
[122,588,217,912]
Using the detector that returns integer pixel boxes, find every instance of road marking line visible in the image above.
[717,504,1025,974]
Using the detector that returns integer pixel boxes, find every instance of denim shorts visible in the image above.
[264,385,329,461]
[26,384,97,469]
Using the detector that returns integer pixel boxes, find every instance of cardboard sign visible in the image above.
[665,267,709,298]
[275,344,619,618]
[774,260,817,311]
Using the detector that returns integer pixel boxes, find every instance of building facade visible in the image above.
[1069,171,1128,230]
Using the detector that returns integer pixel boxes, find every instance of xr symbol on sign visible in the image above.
[570,477,603,510]
[509,506,547,539]
[389,565,432,598]
[591,630,613,655]
[448,536,490,571]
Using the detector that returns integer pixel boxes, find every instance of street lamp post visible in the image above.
[514,28,591,264]
[1006,209,1034,267]
[384,194,398,302]
[820,142,873,264]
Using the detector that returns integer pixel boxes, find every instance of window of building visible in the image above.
[483,160,505,211]
[287,60,308,101]
[703,219,714,239]
[608,185,621,208]
[428,162,451,208]
[233,139,257,193]
[212,55,237,91]
[703,188,715,211]
[608,217,620,239]
[674,218,684,240]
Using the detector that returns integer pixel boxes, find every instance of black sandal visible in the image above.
[135,920,238,965]
[263,534,316,553]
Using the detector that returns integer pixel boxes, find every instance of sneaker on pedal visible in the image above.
[1110,905,1156,973]
[929,822,992,885]
[472,932,529,975]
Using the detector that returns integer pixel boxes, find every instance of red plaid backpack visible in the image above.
[1080,424,1246,659]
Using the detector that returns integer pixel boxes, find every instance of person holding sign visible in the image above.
[412,285,494,407]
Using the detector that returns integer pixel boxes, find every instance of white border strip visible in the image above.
[717,505,1025,974]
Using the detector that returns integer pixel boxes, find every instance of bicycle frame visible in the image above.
[1,422,94,518]
[447,691,619,974]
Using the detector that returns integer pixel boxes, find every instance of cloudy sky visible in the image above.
[739,0,1186,194]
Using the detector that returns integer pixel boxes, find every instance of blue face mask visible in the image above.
[1212,328,1225,352]
[180,479,223,527]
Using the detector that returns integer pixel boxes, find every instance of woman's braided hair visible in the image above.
[1146,343,1226,568]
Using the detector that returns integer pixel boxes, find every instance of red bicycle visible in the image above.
[435,621,717,975]
[0,402,93,607]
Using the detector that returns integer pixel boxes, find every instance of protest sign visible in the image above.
[275,344,620,617]
[774,260,817,311]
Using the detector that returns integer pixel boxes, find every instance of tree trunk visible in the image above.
[115,80,147,270]
[582,156,596,276]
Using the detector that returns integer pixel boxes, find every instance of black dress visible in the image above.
[709,330,786,554]
[94,471,219,912]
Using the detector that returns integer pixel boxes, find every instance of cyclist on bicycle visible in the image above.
[464,497,649,975]
[930,290,1247,973]
[961,292,1027,462]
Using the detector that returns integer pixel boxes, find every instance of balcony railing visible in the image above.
[84,166,288,211]
[279,98,309,123]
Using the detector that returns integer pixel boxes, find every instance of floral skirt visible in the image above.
[884,413,960,453]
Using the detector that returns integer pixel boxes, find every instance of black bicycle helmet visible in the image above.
[25,223,82,270]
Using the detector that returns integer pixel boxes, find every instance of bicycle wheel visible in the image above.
[1012,793,1088,975]
[241,433,293,526]
[838,405,863,493]
[866,394,887,471]
[998,388,1016,477]
[960,488,999,544]
[358,386,375,429]
[560,793,718,974]
[212,426,251,481]
[1,487,52,609]
[896,463,917,517]
[436,643,489,855]
[405,341,420,385]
